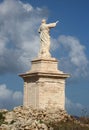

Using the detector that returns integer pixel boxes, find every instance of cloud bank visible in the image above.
[0,0,48,74]
[0,84,23,110]
[58,35,89,78]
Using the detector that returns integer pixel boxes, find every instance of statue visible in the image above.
[38,19,59,58]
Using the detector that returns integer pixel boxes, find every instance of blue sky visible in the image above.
[0,0,89,116]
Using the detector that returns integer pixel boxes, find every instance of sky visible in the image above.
[0,0,89,116]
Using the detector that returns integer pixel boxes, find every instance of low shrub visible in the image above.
[0,112,5,126]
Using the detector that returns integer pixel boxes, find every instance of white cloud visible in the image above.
[0,84,12,100]
[0,0,48,74]
[59,35,88,67]
[50,38,59,51]
[20,1,33,12]
[65,97,87,116]
[58,35,89,77]
[0,84,23,109]
[13,91,23,100]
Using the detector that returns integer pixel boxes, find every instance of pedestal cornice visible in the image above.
[19,71,70,79]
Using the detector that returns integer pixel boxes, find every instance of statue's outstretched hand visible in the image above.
[56,21,59,24]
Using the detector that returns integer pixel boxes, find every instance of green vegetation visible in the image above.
[0,112,5,126]
[47,116,89,130]
[51,121,89,130]
[79,116,89,124]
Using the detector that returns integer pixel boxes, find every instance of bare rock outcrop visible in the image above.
[0,106,69,130]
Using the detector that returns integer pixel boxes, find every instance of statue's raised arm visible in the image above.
[38,19,58,58]
[46,20,59,28]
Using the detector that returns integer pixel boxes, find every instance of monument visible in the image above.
[19,19,69,110]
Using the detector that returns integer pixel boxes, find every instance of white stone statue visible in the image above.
[38,19,59,58]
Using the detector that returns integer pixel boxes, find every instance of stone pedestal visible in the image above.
[19,58,69,110]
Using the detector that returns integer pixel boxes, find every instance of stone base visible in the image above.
[19,58,69,110]
[29,57,62,73]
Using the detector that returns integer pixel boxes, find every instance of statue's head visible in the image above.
[42,19,46,23]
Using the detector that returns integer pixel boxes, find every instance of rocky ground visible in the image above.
[0,106,70,130]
